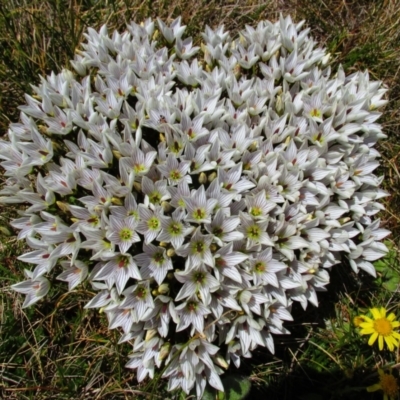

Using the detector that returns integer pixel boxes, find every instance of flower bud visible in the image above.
[208,172,217,183]
[166,248,175,257]
[157,283,170,294]
[161,201,172,213]
[248,141,258,152]
[158,342,171,361]
[56,201,69,213]
[145,329,158,341]
[112,150,122,159]
[210,244,218,252]
[233,64,241,78]
[276,94,284,115]
[213,354,229,370]
[38,125,48,135]
[322,53,331,66]
[198,172,207,184]
[111,197,123,205]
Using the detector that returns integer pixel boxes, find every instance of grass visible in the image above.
[1,0,400,399]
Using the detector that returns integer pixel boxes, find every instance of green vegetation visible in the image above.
[1,0,400,399]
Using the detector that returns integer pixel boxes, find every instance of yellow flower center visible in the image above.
[310,108,322,118]
[374,318,393,336]
[380,373,399,397]
[148,216,160,230]
[133,163,146,174]
[255,262,266,273]
[119,227,133,241]
[250,207,262,217]
[170,170,181,180]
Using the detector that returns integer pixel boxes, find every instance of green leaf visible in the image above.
[221,375,252,400]
[374,245,400,292]
[201,375,251,400]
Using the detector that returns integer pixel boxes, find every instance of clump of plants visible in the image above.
[0,15,391,398]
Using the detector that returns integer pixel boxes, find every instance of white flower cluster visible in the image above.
[0,15,390,397]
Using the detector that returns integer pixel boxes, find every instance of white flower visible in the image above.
[2,14,391,397]
[157,16,186,44]
[184,185,217,224]
[93,253,141,294]
[107,216,140,254]
[135,243,173,285]
[121,282,155,320]
[175,295,211,333]
[11,271,50,308]
[175,264,220,305]
[136,205,164,243]
[157,207,193,250]
[157,154,191,185]
[249,248,287,287]
[176,227,214,268]
[57,260,88,290]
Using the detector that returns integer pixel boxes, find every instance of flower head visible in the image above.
[107,216,140,254]
[367,369,399,400]
[357,307,400,351]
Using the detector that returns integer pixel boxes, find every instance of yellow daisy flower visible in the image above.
[367,369,399,400]
[353,315,366,327]
[358,307,400,351]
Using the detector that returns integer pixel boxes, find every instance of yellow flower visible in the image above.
[359,307,400,351]
[353,315,366,327]
[367,369,399,400]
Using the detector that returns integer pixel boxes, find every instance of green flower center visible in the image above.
[255,262,266,273]
[117,255,129,268]
[193,208,206,220]
[168,222,182,236]
[170,140,182,154]
[216,258,225,268]
[313,132,324,143]
[310,108,322,118]
[119,227,133,241]
[103,239,112,249]
[128,210,139,220]
[135,287,147,299]
[148,216,160,231]
[247,224,261,239]
[212,227,223,237]
[134,163,146,174]
[153,252,164,264]
[170,170,182,180]
[178,198,186,208]
[193,241,205,254]
[87,215,99,226]
[250,207,262,217]
[193,272,206,284]
[187,302,198,312]
[149,192,161,204]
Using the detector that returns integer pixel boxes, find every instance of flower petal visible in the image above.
[368,331,378,346]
